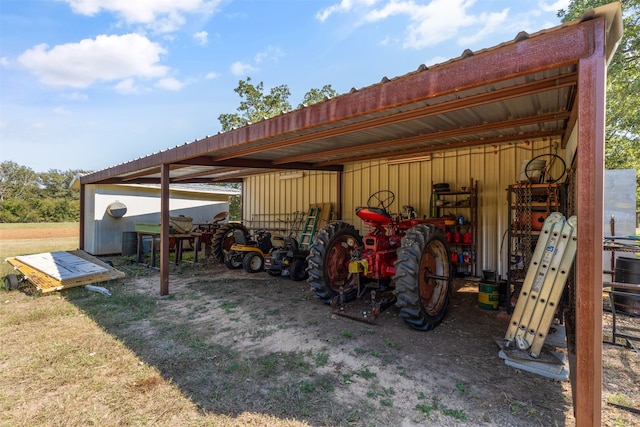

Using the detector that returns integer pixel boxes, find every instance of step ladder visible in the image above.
[504,212,577,358]
[299,206,321,249]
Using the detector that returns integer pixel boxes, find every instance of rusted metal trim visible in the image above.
[174,157,344,171]
[79,21,595,185]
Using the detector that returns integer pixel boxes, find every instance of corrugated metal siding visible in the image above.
[244,141,565,277]
[243,171,339,232]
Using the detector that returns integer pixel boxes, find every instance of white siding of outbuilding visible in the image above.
[84,184,231,255]
[244,139,572,277]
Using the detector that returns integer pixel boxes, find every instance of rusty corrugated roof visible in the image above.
[79,4,621,186]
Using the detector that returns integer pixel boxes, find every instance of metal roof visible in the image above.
[79,5,621,188]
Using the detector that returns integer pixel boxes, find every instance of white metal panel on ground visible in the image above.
[16,251,108,281]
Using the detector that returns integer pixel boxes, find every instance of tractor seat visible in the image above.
[233,229,254,246]
[355,206,392,224]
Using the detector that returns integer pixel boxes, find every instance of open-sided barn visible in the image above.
[77,3,624,425]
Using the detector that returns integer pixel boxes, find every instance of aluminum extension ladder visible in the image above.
[299,206,320,249]
[505,212,578,358]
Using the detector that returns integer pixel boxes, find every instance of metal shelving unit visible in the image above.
[506,182,565,312]
[431,178,478,277]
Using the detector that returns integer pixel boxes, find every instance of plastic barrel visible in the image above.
[122,231,137,256]
[613,257,640,316]
[478,282,500,310]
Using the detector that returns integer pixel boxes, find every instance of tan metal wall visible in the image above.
[242,171,339,233]
[244,140,566,278]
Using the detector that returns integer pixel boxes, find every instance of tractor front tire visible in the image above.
[212,223,248,263]
[393,224,451,331]
[307,222,362,303]
[243,251,264,273]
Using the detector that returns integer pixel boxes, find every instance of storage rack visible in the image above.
[431,178,478,277]
[506,182,565,312]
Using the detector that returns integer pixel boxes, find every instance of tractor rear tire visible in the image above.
[243,251,264,273]
[307,222,362,303]
[212,223,248,263]
[393,224,451,331]
[290,259,308,282]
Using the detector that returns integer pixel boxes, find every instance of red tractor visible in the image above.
[306,190,452,330]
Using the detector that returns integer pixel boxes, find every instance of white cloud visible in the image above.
[17,34,168,89]
[193,30,208,45]
[114,78,145,94]
[316,0,379,23]
[205,71,219,79]
[255,45,283,63]
[457,9,509,46]
[156,77,185,91]
[230,61,257,76]
[319,0,512,50]
[539,0,570,13]
[61,0,221,33]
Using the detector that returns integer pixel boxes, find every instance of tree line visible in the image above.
[0,161,86,223]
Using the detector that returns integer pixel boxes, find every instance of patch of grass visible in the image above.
[455,381,479,398]
[341,329,353,339]
[415,393,468,421]
[607,393,635,407]
[65,285,157,326]
[508,399,538,417]
[341,372,353,384]
[314,351,330,367]
[354,367,377,380]
[384,338,399,349]
[219,301,237,313]
[299,379,316,393]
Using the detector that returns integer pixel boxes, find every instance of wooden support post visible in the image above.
[160,163,170,295]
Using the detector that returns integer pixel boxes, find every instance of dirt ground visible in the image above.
[0,225,78,240]
[118,262,638,426]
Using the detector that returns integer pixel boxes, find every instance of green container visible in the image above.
[135,223,160,233]
[478,282,499,310]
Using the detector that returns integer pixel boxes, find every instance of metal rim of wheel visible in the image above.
[307,222,363,303]
[243,251,263,273]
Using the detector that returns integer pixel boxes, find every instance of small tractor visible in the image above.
[223,229,274,273]
[265,206,321,281]
[306,190,452,330]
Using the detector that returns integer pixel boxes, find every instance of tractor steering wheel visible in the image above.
[367,190,395,211]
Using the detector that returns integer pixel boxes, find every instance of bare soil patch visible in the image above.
[0,224,79,240]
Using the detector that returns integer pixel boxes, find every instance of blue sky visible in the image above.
[0,0,570,173]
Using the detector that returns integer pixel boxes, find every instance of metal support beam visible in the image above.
[574,16,606,427]
[160,163,170,296]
